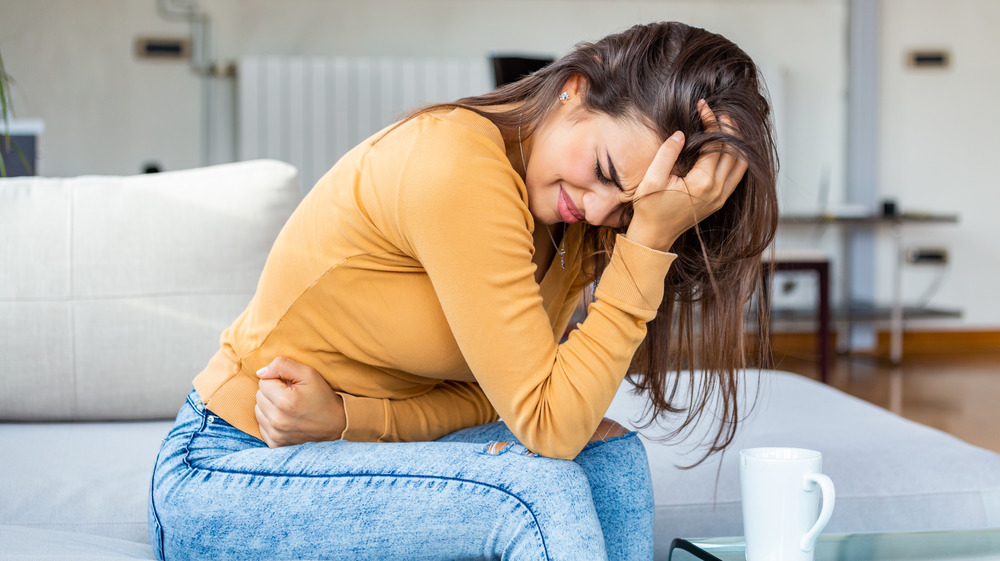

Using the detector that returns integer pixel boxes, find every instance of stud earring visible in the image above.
[559,92,570,101]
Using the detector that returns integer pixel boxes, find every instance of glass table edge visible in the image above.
[670,528,1000,561]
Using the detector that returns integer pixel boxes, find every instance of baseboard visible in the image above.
[769,332,830,356]
[771,329,1000,356]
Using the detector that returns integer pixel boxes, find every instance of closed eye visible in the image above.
[595,159,624,192]
[596,154,624,191]
[595,159,612,186]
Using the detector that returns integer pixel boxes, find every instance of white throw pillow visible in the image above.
[0,160,301,420]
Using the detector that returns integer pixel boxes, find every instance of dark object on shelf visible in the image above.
[491,55,554,87]
[1,134,36,177]
[881,199,897,217]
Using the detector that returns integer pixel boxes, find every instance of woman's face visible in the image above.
[523,96,661,228]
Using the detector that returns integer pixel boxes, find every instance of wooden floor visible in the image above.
[772,349,1000,454]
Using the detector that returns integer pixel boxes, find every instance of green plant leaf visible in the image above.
[0,48,9,133]
[1,48,12,177]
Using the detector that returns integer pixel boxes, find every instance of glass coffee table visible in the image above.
[670,529,1000,561]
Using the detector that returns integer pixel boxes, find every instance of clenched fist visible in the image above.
[255,357,347,448]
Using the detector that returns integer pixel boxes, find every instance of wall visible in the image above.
[1,0,204,175]
[1,0,858,309]
[27,1,1000,329]
[0,0,847,198]
[877,0,1000,328]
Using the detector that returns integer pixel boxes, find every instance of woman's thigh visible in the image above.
[441,420,655,561]
[149,391,607,561]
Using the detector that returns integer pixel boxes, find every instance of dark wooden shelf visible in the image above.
[770,302,962,323]
[779,212,959,226]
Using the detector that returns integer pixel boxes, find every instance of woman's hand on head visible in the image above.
[623,100,748,253]
[255,357,346,448]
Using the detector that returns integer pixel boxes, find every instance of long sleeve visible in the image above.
[339,275,587,444]
[339,381,498,442]
[194,108,674,454]
[389,114,676,459]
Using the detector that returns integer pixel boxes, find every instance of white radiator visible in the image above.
[238,56,493,192]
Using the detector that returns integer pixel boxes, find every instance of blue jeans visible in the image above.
[148,390,654,560]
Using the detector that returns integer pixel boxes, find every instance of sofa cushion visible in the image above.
[0,525,155,560]
[0,420,173,546]
[606,370,1000,557]
[0,160,300,421]
[3,370,998,560]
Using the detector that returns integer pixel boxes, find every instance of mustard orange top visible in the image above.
[193,107,676,459]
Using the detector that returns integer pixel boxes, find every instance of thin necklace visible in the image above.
[519,118,566,270]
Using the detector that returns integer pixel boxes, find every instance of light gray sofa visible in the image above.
[2,161,999,560]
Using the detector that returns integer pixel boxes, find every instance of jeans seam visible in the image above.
[181,400,210,470]
[178,441,551,559]
[171,395,553,559]
[194,464,551,558]
[147,448,166,560]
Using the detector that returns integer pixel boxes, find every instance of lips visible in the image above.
[558,187,585,224]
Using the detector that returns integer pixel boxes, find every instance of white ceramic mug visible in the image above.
[739,448,835,561]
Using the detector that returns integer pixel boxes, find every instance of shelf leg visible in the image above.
[889,366,904,415]
[890,223,904,365]
[818,261,831,384]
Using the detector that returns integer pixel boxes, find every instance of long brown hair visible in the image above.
[408,22,779,464]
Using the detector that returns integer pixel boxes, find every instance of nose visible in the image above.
[582,188,623,227]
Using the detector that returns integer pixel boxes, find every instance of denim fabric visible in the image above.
[148,390,653,560]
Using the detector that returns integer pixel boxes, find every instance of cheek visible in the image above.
[529,132,592,187]
[565,164,594,187]
[558,144,595,187]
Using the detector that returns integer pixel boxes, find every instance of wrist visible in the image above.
[327,393,347,440]
[625,218,680,253]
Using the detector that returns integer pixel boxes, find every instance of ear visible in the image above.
[560,74,586,99]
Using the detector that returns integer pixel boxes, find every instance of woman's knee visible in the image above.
[465,419,632,460]
[438,418,628,449]
[576,425,650,485]
[436,420,513,444]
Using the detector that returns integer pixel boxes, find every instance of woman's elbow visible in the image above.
[522,418,630,460]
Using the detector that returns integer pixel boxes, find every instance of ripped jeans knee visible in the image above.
[483,441,538,457]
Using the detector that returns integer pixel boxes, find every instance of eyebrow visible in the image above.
[606,154,623,190]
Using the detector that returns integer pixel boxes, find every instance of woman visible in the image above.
[149,21,778,560]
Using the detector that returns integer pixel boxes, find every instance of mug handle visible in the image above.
[800,473,835,552]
